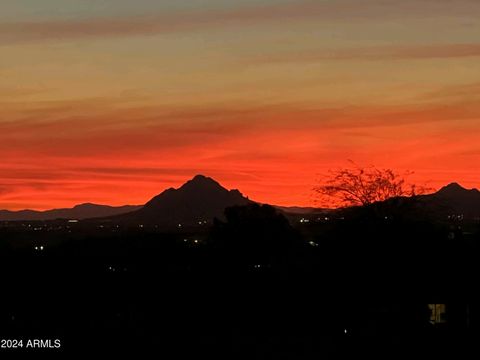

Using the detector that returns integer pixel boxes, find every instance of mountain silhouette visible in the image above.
[114,175,252,225]
[0,203,142,221]
[2,179,477,223]
[435,182,479,198]
[419,182,480,218]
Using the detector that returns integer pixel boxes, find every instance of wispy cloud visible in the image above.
[1,99,479,209]
[422,82,480,102]
[0,1,340,44]
[1,99,479,160]
[1,0,479,44]
[254,43,480,63]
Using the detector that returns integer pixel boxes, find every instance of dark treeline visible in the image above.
[1,203,479,357]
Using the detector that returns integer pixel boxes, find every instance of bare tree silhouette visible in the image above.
[314,162,431,208]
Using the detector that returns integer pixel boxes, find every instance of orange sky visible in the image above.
[1,0,480,210]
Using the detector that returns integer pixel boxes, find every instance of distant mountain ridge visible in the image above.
[112,174,252,225]
[1,178,478,222]
[0,203,142,221]
[418,182,480,218]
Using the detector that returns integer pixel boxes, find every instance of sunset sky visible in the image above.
[1,0,480,210]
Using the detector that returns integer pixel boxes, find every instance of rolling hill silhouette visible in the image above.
[0,203,142,221]
[356,182,480,220]
[112,174,252,225]
[1,178,478,223]
[418,182,480,219]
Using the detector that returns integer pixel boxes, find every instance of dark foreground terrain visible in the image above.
[1,204,479,357]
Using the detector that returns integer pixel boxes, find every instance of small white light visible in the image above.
[344,329,348,334]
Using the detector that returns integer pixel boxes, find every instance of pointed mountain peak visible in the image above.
[73,202,102,208]
[440,182,465,191]
[192,174,209,181]
[180,174,224,190]
[129,175,252,225]
[191,174,217,184]
[437,182,479,196]
[447,182,464,189]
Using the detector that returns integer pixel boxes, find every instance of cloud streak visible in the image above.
[1,0,479,44]
[254,43,480,63]
[1,98,479,209]
[1,0,479,209]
